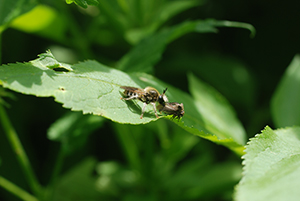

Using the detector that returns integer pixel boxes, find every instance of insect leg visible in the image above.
[151,102,159,118]
[140,102,147,119]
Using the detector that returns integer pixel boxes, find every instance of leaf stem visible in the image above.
[0,176,38,201]
[0,105,41,197]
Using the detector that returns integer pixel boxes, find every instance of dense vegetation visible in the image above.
[1,1,300,201]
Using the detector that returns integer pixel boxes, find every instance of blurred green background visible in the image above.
[1,0,300,200]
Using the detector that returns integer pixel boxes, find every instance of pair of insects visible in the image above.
[120,86,184,119]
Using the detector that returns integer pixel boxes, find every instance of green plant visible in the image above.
[0,0,299,201]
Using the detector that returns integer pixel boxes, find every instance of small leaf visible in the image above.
[48,112,104,154]
[234,126,300,201]
[271,54,300,127]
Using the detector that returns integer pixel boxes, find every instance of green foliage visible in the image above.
[235,126,300,201]
[0,0,298,201]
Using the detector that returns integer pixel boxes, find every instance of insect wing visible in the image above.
[120,86,144,93]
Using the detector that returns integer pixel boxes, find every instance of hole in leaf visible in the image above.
[49,65,71,72]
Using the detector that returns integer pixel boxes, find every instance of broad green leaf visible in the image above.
[48,112,105,154]
[10,5,57,33]
[271,54,300,127]
[0,0,37,32]
[66,0,99,8]
[52,158,99,201]
[0,51,158,124]
[118,19,255,73]
[234,126,300,201]
[0,51,246,152]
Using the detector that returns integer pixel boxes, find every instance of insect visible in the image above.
[157,102,185,119]
[157,88,185,119]
[120,86,162,119]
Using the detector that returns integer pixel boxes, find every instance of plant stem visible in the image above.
[0,105,41,197]
[0,176,38,201]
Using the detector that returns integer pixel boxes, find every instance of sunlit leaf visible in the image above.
[271,54,300,127]
[0,51,162,124]
[234,126,300,201]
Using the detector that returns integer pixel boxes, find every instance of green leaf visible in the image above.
[66,0,99,8]
[118,19,255,73]
[48,112,105,154]
[271,54,300,127]
[234,126,300,201]
[0,0,37,32]
[52,158,99,201]
[0,51,246,152]
[186,73,246,154]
